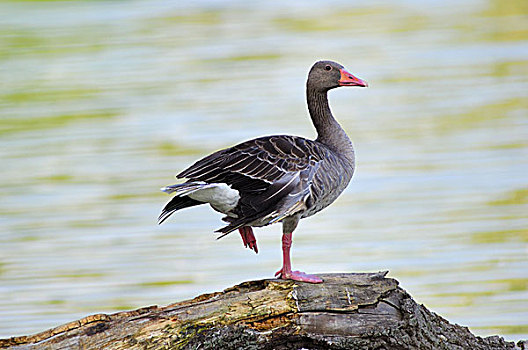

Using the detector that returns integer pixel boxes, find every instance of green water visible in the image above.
[1,0,527,341]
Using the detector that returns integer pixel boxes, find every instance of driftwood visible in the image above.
[0,272,525,350]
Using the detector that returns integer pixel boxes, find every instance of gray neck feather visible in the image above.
[306,86,354,159]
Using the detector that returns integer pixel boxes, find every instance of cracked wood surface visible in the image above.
[0,272,523,350]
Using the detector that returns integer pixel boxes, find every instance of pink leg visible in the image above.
[238,226,258,254]
[274,233,322,283]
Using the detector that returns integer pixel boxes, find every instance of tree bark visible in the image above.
[0,272,524,350]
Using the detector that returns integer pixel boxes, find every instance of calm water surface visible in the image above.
[1,0,527,341]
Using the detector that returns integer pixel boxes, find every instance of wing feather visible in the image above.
[174,135,328,232]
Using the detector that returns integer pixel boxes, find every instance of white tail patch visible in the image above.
[189,183,240,213]
[164,182,240,214]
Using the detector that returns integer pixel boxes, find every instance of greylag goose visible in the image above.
[159,60,367,283]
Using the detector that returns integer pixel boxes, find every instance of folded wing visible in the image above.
[175,135,328,234]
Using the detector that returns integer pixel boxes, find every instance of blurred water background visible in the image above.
[0,0,527,341]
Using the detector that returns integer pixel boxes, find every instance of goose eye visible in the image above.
[325,65,332,71]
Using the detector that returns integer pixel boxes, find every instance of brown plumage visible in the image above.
[159,60,367,283]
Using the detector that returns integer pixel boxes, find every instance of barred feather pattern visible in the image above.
[159,60,361,237]
[168,135,354,234]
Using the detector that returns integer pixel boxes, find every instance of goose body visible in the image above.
[159,60,367,283]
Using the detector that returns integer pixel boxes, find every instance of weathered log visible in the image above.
[0,272,524,350]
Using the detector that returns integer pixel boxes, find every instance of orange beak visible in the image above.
[339,69,368,87]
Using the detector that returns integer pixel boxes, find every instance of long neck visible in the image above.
[307,86,353,156]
